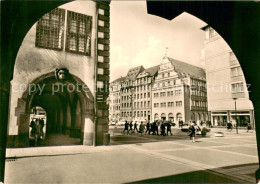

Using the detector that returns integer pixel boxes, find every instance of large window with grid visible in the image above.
[36,8,65,50]
[66,11,92,55]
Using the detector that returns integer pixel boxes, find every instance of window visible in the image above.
[36,8,65,50]
[168,102,174,107]
[176,101,182,107]
[160,102,166,108]
[175,90,182,95]
[232,82,244,93]
[144,93,146,98]
[148,92,150,98]
[66,11,92,55]
[140,94,143,99]
[231,67,243,77]
[154,93,159,98]
[160,92,166,97]
[144,101,146,108]
[148,101,150,107]
[154,103,159,108]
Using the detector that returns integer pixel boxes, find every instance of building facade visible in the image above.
[202,25,254,127]
[7,1,111,147]
[152,55,208,123]
[132,65,159,122]
[120,66,144,121]
[108,77,125,122]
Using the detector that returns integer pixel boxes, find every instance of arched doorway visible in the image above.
[154,113,159,120]
[16,72,94,147]
[176,113,182,122]
[161,113,166,121]
[168,113,174,121]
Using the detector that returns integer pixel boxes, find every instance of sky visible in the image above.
[110,1,207,82]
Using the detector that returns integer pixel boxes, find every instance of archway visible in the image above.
[161,113,166,121]
[154,113,159,120]
[176,113,182,122]
[1,1,260,183]
[15,72,94,147]
[168,113,174,121]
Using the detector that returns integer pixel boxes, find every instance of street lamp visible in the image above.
[233,97,238,134]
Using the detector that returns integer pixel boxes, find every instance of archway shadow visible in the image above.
[125,163,257,183]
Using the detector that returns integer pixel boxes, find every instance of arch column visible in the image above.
[82,111,94,146]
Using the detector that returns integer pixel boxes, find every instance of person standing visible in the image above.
[247,122,252,132]
[139,121,145,136]
[123,121,129,135]
[160,121,166,136]
[39,118,45,139]
[189,123,196,142]
[154,121,159,135]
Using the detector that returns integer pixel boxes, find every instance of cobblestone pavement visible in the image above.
[4,128,258,183]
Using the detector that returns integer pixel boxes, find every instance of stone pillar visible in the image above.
[95,1,110,146]
[227,110,231,122]
[250,110,255,129]
[16,113,30,147]
[0,88,10,182]
[82,113,94,146]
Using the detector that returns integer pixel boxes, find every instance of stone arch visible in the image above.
[14,71,94,147]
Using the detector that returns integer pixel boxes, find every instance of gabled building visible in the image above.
[152,55,208,123]
[120,66,145,120]
[132,65,159,121]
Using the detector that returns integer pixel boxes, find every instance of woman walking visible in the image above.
[139,122,145,136]
[189,123,196,142]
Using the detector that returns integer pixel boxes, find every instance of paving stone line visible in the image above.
[127,145,251,183]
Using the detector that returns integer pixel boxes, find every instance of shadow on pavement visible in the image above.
[125,163,258,183]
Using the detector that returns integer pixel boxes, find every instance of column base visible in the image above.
[83,132,93,146]
[256,168,260,183]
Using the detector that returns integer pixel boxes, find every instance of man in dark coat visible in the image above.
[133,121,138,133]
[160,122,166,136]
[129,121,133,134]
[145,121,151,135]
[123,121,129,135]
[189,124,196,142]
[153,121,159,135]
[166,121,173,136]
[39,118,45,139]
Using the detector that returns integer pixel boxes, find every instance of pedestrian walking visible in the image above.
[160,121,166,136]
[145,121,151,135]
[129,121,133,134]
[154,121,159,135]
[123,121,129,135]
[139,121,144,136]
[133,121,138,133]
[189,123,196,142]
[227,121,232,131]
[166,121,173,136]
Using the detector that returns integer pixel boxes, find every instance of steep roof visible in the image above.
[111,76,126,84]
[126,65,145,80]
[145,65,160,76]
[168,58,206,79]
